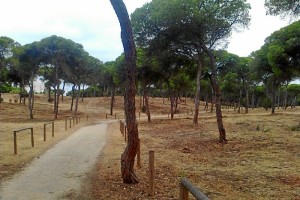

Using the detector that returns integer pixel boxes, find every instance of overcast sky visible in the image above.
[0,0,295,62]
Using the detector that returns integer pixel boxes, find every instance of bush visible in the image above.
[261,97,272,111]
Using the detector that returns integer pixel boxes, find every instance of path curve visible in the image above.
[0,121,115,200]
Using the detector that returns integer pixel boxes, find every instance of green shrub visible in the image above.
[262,97,272,110]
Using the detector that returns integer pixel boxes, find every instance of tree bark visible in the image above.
[204,47,227,143]
[28,76,34,119]
[110,86,115,115]
[143,84,151,122]
[110,0,139,184]
[70,84,75,111]
[61,82,65,102]
[193,57,203,125]
[81,84,85,103]
[75,84,81,115]
[245,87,249,114]
[238,86,242,113]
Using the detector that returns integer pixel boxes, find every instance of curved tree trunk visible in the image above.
[205,48,227,143]
[110,0,139,184]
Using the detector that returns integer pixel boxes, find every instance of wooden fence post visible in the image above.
[149,150,155,196]
[179,178,210,200]
[14,131,17,155]
[44,124,46,141]
[69,117,72,128]
[73,117,75,125]
[180,184,189,200]
[31,128,34,147]
[52,121,54,137]
[106,113,108,119]
[115,113,117,119]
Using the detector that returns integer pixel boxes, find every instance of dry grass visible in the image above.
[0,94,116,182]
[1,94,300,200]
[89,102,300,200]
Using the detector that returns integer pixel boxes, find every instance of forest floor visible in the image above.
[0,94,300,199]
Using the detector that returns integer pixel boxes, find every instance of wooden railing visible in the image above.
[13,128,34,154]
[180,178,210,200]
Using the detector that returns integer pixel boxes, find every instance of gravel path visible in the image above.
[0,121,111,200]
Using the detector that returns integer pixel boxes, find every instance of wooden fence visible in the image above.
[180,178,209,200]
[43,121,54,141]
[13,127,34,155]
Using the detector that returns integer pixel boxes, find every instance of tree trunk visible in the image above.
[110,86,115,115]
[54,84,60,120]
[70,84,75,111]
[271,80,276,114]
[110,0,139,184]
[238,86,242,113]
[61,82,65,102]
[143,84,151,122]
[284,87,288,109]
[81,84,84,103]
[48,86,51,101]
[210,89,214,113]
[251,91,255,109]
[75,84,81,115]
[205,47,227,143]
[170,95,175,119]
[193,60,202,125]
[245,87,249,114]
[28,77,34,119]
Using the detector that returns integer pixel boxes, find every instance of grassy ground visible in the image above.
[1,94,299,199]
[89,103,300,199]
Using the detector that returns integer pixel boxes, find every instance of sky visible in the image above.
[0,0,296,63]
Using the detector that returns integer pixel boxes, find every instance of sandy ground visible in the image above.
[0,120,116,200]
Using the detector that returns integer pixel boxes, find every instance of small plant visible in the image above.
[256,125,260,131]
[0,98,3,103]
[14,99,18,103]
[9,99,12,103]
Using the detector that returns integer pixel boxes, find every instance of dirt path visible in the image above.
[0,120,115,200]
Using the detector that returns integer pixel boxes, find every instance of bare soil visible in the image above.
[1,94,300,199]
[88,100,300,199]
